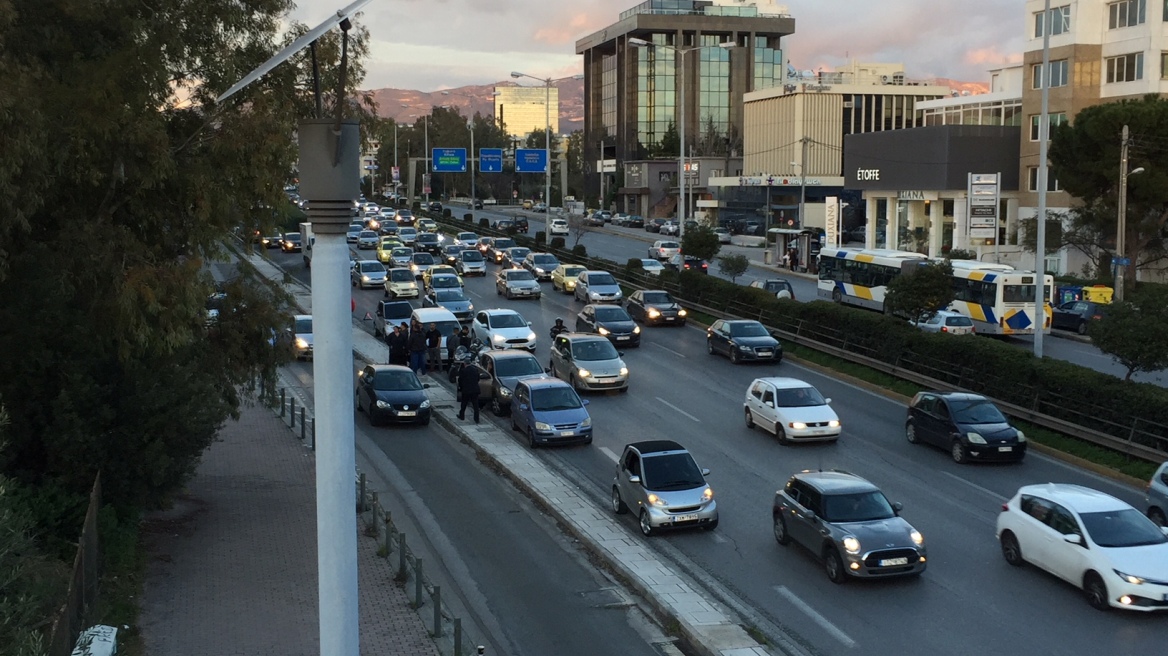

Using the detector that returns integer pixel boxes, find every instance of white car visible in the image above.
[357,230,380,249]
[743,378,840,444]
[996,483,1168,611]
[910,310,976,335]
[472,309,537,352]
[455,231,479,247]
[549,218,569,236]
[648,240,681,260]
[351,260,387,289]
[637,259,666,276]
[384,268,419,299]
[398,227,418,244]
[659,221,680,236]
[713,227,732,243]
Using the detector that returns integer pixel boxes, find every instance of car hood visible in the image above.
[731,335,779,348]
[597,319,637,334]
[838,517,918,549]
[490,326,535,339]
[389,279,417,288]
[373,389,429,406]
[462,260,486,268]
[652,484,711,507]
[575,356,625,376]
[506,279,541,289]
[955,421,1018,441]
[296,333,314,347]
[586,284,622,295]
[529,406,590,426]
[497,372,551,393]
[438,300,472,313]
[1099,541,1168,578]
[775,403,838,424]
[645,302,682,312]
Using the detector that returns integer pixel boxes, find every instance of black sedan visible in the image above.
[576,304,640,347]
[645,218,666,233]
[905,391,1026,464]
[666,253,709,274]
[355,364,432,426]
[415,232,443,256]
[626,215,645,228]
[427,201,443,212]
[1051,300,1107,335]
[441,244,466,266]
[706,319,781,364]
[625,289,687,326]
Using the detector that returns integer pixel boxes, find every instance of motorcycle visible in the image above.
[447,339,486,383]
[549,325,568,340]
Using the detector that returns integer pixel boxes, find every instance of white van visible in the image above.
[411,307,462,365]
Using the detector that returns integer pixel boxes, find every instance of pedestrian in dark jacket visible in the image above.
[459,326,473,349]
[408,324,428,374]
[390,323,410,366]
[425,322,443,373]
[445,327,461,371]
[456,361,486,422]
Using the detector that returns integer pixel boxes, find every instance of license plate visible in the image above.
[398,411,416,417]
[757,351,773,357]
[560,431,576,437]
[673,514,698,523]
[998,446,1013,452]
[617,336,630,340]
[879,557,909,567]
[665,317,675,321]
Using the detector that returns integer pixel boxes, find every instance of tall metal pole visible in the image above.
[394,123,399,196]
[798,137,808,231]
[678,48,687,240]
[424,114,430,204]
[1115,124,1130,301]
[1034,0,1052,357]
[545,79,552,245]
[469,121,476,206]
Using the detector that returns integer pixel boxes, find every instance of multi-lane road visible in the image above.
[263,237,1166,656]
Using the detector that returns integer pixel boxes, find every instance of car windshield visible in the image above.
[659,242,679,249]
[445,246,463,254]
[431,276,459,287]
[572,340,618,361]
[348,226,362,234]
[775,387,826,407]
[509,249,530,259]
[821,491,896,523]
[490,313,527,329]
[434,289,466,302]
[360,231,377,238]
[461,251,484,262]
[589,273,616,286]
[372,370,422,391]
[294,318,312,334]
[397,211,412,218]
[642,453,706,491]
[392,248,412,256]
[728,322,769,337]
[641,260,663,268]
[949,399,1006,424]
[412,254,434,264]
[530,387,583,411]
[390,270,414,282]
[400,228,417,236]
[1080,508,1168,547]
[630,216,642,221]
[764,281,789,292]
[945,316,974,327]
[643,291,672,304]
[533,255,558,266]
[457,233,477,241]
[494,239,515,249]
[563,266,585,277]
[417,234,438,242]
[507,270,535,282]
[359,262,385,273]
[594,307,630,322]
[495,356,544,378]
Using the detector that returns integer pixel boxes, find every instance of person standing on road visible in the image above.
[408,322,428,374]
[456,360,486,423]
[445,327,460,371]
[425,322,443,374]
[391,322,410,366]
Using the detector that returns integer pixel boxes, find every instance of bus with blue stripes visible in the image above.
[816,249,929,311]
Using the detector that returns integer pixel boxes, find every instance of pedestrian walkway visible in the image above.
[137,400,440,656]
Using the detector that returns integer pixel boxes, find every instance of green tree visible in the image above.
[884,260,955,323]
[1048,96,1168,292]
[717,254,750,283]
[682,226,721,261]
[1089,286,1168,381]
[657,121,680,159]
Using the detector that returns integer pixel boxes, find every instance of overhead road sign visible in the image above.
[432,148,467,173]
[516,149,548,173]
[479,148,503,173]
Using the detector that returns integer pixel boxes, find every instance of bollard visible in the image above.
[358,473,367,513]
[290,397,296,427]
[453,618,462,656]
[310,418,316,450]
[398,534,408,580]
[414,558,424,608]
[432,586,442,636]
[384,516,392,553]
[369,491,379,528]
[300,408,306,440]
[279,388,286,417]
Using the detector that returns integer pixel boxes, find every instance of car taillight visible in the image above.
[941,326,948,333]
[1001,503,1009,512]
[1092,314,1102,320]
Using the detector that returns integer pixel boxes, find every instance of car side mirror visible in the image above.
[701,468,711,476]
[422,383,431,389]
[582,399,590,406]
[804,510,817,521]
[892,501,903,513]
[1161,527,1168,537]
[527,321,533,327]
[765,400,774,408]
[824,398,832,405]
[1063,533,1083,545]
[769,329,780,339]
[519,403,528,411]
[618,351,625,357]
[544,367,552,374]
[628,474,641,485]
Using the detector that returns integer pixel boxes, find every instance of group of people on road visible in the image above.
[384,321,475,377]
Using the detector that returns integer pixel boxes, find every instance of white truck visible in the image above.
[300,221,314,268]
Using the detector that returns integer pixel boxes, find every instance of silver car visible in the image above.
[574,270,623,304]
[548,333,628,392]
[357,230,380,249]
[910,310,975,335]
[389,247,414,268]
[772,470,926,583]
[457,249,487,276]
[351,260,387,289]
[1147,461,1168,526]
[611,440,718,536]
[495,268,542,300]
[422,287,474,323]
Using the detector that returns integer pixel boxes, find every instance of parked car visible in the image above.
[422,287,474,323]
[548,332,629,392]
[745,377,840,444]
[713,226,732,243]
[1144,461,1168,527]
[472,308,537,352]
[749,278,796,300]
[551,264,586,294]
[351,260,388,289]
[384,268,420,299]
[585,213,606,227]
[996,483,1168,610]
[495,268,542,300]
[476,349,550,416]
[456,249,487,276]
[625,290,686,326]
[626,215,645,228]
[373,300,414,339]
[576,304,640,347]
[645,218,666,233]
[354,364,431,426]
[659,221,680,236]
[523,252,560,281]
[666,253,709,274]
[611,440,717,535]
[1052,301,1108,335]
[905,391,1026,463]
[648,240,681,260]
[773,470,926,582]
[706,319,781,364]
[910,310,975,335]
[573,270,623,304]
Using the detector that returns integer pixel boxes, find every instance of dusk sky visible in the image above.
[288,0,1025,91]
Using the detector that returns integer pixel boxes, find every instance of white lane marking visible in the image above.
[598,446,620,463]
[774,585,856,648]
[656,397,701,423]
[941,471,1007,502]
[710,532,728,543]
[648,342,687,358]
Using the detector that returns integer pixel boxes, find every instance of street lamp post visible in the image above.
[1115,127,1143,302]
[511,72,554,246]
[629,38,735,240]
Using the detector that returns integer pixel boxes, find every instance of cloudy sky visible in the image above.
[288,0,1025,91]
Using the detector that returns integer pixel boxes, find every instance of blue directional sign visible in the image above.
[432,148,467,173]
[1113,257,1131,266]
[479,148,503,173]
[515,148,548,173]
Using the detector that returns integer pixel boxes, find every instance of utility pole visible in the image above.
[798,136,809,230]
[469,120,476,206]
[1033,0,1052,358]
[1116,124,1130,301]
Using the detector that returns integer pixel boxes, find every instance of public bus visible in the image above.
[816,249,929,311]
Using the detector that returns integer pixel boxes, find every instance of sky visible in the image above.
[287,0,1025,91]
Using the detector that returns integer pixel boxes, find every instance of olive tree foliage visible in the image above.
[681,226,722,262]
[717,254,750,283]
[1089,286,1168,381]
[0,1,374,514]
[884,260,955,324]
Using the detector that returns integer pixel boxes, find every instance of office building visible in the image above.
[494,85,560,137]
[575,0,796,208]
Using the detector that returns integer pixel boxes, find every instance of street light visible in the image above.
[511,72,584,244]
[1115,157,1144,301]
[629,37,735,239]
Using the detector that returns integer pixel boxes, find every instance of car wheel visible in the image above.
[951,439,968,464]
[510,413,520,432]
[703,518,719,531]
[831,289,843,303]
[355,391,362,412]
[419,416,430,426]
[496,286,502,295]
[1077,320,1088,335]
[706,340,715,355]
[775,424,789,446]
[528,428,538,449]
[730,349,741,364]
[1149,507,1167,527]
[773,514,791,545]
[744,408,755,429]
[823,547,848,584]
[612,487,628,515]
[1000,531,1024,566]
[569,373,579,391]
[1084,572,1111,611]
[492,396,507,416]
[906,422,919,444]
[639,510,656,537]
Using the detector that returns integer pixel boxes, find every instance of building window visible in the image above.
[1032,59,1069,88]
[1162,52,1168,79]
[1030,112,1067,140]
[1034,5,1070,37]
[1108,0,1146,28]
[1106,52,1144,82]
[636,33,676,153]
[1028,167,1062,192]
[601,54,618,138]
[752,35,783,91]
[698,34,731,139]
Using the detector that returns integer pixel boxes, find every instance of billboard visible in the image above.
[432,148,467,173]
[479,148,503,173]
[516,148,548,173]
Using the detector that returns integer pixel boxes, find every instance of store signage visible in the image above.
[855,168,880,181]
[739,176,823,186]
[825,196,840,248]
[898,190,933,201]
[967,172,1000,239]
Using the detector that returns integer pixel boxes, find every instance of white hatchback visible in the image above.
[743,377,840,444]
[996,483,1168,611]
[472,309,537,352]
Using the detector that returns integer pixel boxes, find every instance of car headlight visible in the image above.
[678,309,687,316]
[618,367,629,376]
[499,386,512,398]
[577,368,591,378]
[376,400,391,409]
[1016,430,1026,442]
[492,334,506,343]
[411,264,419,271]
[842,536,861,554]
[534,421,552,431]
[567,281,576,288]
[362,275,370,281]
[420,400,431,409]
[535,268,545,275]
[295,338,308,349]
[702,487,714,502]
[789,422,807,430]
[579,416,591,428]
[633,326,641,334]
[966,432,987,444]
[597,326,610,335]
[647,308,661,318]
[647,494,668,507]
[1115,570,1145,585]
[467,303,474,312]
[910,530,924,546]
[589,292,600,299]
[828,420,841,428]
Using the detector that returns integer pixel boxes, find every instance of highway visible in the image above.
[267,240,1167,656]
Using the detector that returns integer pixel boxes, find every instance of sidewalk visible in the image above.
[137,400,440,656]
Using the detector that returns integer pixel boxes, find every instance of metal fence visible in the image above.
[46,474,102,656]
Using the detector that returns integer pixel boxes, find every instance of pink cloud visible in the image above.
[965,47,1024,66]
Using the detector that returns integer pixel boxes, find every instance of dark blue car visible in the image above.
[510,378,592,448]
[905,391,1026,463]
[355,364,432,426]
